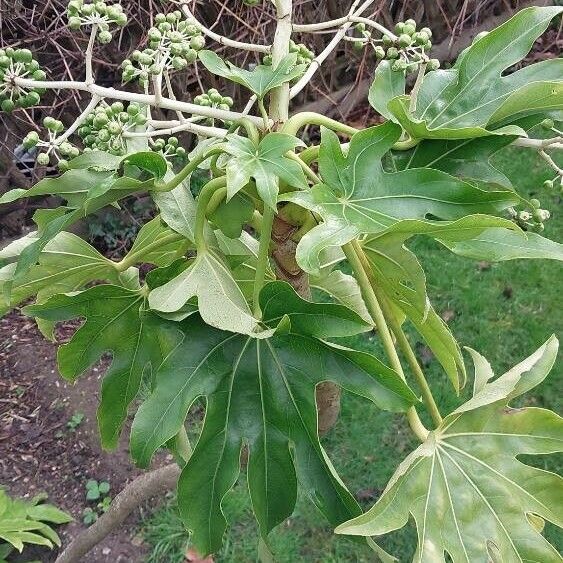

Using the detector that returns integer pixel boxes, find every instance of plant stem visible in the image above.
[258,99,270,131]
[253,206,275,317]
[343,242,429,442]
[352,241,442,426]
[286,151,321,183]
[281,111,358,137]
[155,147,224,192]
[409,62,427,114]
[194,177,228,252]
[85,25,98,85]
[114,232,184,272]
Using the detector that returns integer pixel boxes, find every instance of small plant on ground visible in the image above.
[66,411,84,432]
[0,489,72,558]
[82,480,111,526]
[0,1,562,561]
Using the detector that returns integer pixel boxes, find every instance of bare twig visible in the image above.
[55,464,181,563]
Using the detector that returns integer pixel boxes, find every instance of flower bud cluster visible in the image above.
[67,1,128,44]
[0,48,45,112]
[23,117,80,172]
[121,11,204,85]
[78,101,146,156]
[509,199,551,233]
[193,89,234,125]
[150,136,187,164]
[263,40,314,67]
[353,19,439,75]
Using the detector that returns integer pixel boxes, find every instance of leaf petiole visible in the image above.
[194,176,228,252]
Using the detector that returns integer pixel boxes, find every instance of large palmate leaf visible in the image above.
[0,231,122,318]
[386,6,563,139]
[24,285,182,449]
[198,51,306,98]
[224,132,308,210]
[0,489,72,552]
[130,281,417,554]
[148,248,258,334]
[284,122,520,273]
[337,336,563,562]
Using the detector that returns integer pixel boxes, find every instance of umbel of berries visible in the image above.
[67,1,128,44]
[121,11,205,85]
[0,48,45,112]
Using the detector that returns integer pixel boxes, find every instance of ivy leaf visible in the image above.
[148,248,258,334]
[24,285,183,449]
[369,60,405,121]
[363,216,518,391]
[198,51,306,98]
[387,6,563,139]
[337,336,562,563]
[131,281,417,554]
[123,151,168,179]
[439,227,563,262]
[224,132,308,210]
[208,192,254,239]
[284,123,520,273]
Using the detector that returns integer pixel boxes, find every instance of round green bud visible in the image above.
[98,30,112,44]
[223,96,234,107]
[111,101,124,114]
[167,136,178,147]
[185,24,199,36]
[23,91,40,107]
[0,55,10,68]
[391,59,407,72]
[93,114,109,128]
[394,22,405,34]
[68,16,82,30]
[23,131,40,148]
[27,60,40,72]
[59,141,74,155]
[165,12,176,23]
[127,103,140,116]
[43,116,56,129]
[355,22,366,32]
[183,48,197,63]
[148,63,161,75]
[97,129,111,142]
[420,27,432,38]
[190,36,205,51]
[404,19,416,28]
[78,126,91,137]
[115,13,127,26]
[427,58,440,71]
[118,111,129,123]
[5,47,14,57]
[134,114,147,125]
[373,46,386,59]
[14,49,33,63]
[36,152,50,165]
[209,91,223,104]
[386,47,399,60]
[353,40,364,51]
[155,13,166,24]
[176,147,186,157]
[403,23,416,35]
[382,35,393,46]
[398,33,412,47]
[543,179,554,189]
[530,198,541,209]
[540,118,554,130]
[107,121,122,135]
[82,4,94,16]
[139,53,153,66]
[171,57,187,70]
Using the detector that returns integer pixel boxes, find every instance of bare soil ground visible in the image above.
[0,310,169,562]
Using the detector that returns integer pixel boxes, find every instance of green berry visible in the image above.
[427,58,440,71]
[420,27,432,38]
[127,103,140,116]
[23,92,40,107]
[68,16,82,30]
[382,35,393,46]
[14,49,33,63]
[23,131,40,148]
[398,33,412,47]
[37,152,50,165]
[543,179,554,189]
[98,30,112,44]
[93,114,109,128]
[391,59,407,72]
[355,22,366,32]
[171,57,187,70]
[190,36,205,51]
[209,91,223,104]
[540,118,554,130]
[403,23,416,35]
[386,47,399,60]
[530,198,541,209]
[373,46,386,59]
[0,55,10,68]
[394,22,405,34]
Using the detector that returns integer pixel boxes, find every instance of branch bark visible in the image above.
[55,464,180,563]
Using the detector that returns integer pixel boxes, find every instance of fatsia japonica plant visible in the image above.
[1,0,562,560]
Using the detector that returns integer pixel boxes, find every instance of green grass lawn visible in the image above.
[140,145,562,562]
